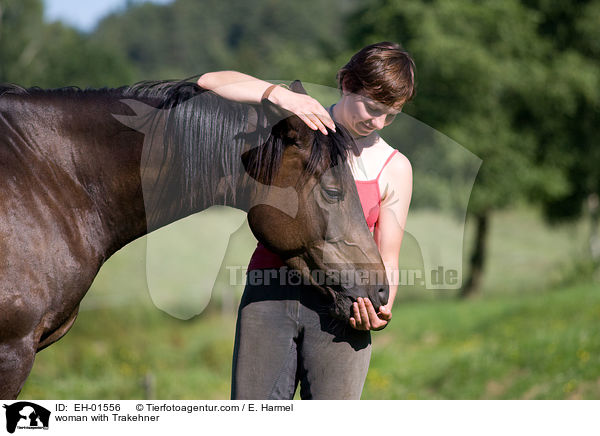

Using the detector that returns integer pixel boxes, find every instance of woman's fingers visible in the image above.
[273,89,336,134]
[297,114,320,132]
[352,301,362,326]
[309,103,336,133]
[350,298,371,331]
[350,298,391,331]
[296,108,333,135]
[358,298,371,330]
[365,299,389,331]
[363,298,379,327]
[377,304,393,321]
[300,113,328,135]
[350,301,367,331]
[307,113,331,135]
[307,107,336,132]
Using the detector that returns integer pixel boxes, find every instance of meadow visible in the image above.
[20,207,599,399]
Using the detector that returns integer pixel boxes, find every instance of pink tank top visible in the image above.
[248,149,399,270]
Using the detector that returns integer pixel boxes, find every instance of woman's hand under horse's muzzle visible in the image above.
[349,297,392,331]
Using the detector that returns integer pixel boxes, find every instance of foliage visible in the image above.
[0,0,134,87]
[91,0,357,84]
[0,0,46,84]
[518,0,600,223]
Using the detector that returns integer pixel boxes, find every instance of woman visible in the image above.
[197,41,414,399]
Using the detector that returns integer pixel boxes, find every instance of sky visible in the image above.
[43,0,173,32]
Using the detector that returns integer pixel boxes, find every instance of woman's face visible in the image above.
[336,91,402,138]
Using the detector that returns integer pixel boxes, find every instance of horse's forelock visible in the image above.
[303,123,353,184]
[327,123,354,165]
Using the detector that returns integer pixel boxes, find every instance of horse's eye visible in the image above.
[322,187,342,202]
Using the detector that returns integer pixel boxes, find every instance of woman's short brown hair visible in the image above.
[337,41,416,109]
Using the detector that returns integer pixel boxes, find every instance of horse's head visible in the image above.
[243,81,389,322]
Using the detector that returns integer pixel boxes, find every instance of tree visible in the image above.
[517,0,600,268]
[0,0,45,84]
[35,22,135,88]
[0,0,134,88]
[91,0,355,84]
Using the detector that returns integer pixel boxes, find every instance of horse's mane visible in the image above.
[0,84,29,96]
[0,79,354,219]
[122,79,255,218]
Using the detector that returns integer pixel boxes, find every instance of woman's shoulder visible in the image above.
[371,134,412,189]
[352,132,411,181]
[372,134,411,172]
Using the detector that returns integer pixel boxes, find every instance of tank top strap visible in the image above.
[376,149,399,181]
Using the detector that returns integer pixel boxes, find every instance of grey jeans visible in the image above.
[231,271,372,400]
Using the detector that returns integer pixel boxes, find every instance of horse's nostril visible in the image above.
[377,287,388,304]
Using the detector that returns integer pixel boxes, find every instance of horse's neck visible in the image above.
[110,92,253,244]
[0,92,149,265]
[12,91,251,260]
[64,94,151,255]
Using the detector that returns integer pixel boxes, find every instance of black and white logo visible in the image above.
[3,402,50,433]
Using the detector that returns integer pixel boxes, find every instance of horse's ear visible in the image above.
[289,80,308,95]
[259,81,310,146]
[261,98,291,128]
[260,99,305,144]
[260,80,307,126]
[286,80,311,138]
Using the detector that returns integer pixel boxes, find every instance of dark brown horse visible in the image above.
[0,79,387,399]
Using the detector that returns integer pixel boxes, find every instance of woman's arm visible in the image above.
[197,71,335,134]
[375,152,412,308]
[350,152,413,331]
[197,71,274,104]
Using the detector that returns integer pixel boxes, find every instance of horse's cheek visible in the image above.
[312,191,342,240]
[248,206,298,253]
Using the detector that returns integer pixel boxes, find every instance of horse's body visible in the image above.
[0,80,387,399]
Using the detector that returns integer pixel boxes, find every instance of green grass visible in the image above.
[364,282,600,399]
[22,306,236,399]
[21,282,600,399]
